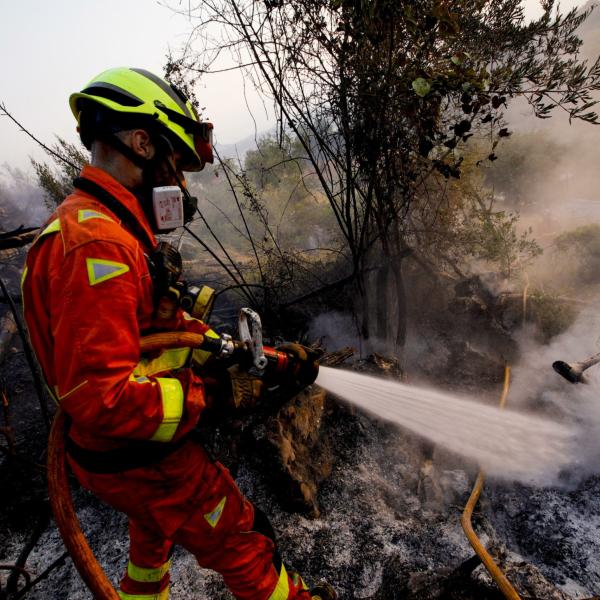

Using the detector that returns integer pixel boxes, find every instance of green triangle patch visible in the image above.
[86,258,130,286]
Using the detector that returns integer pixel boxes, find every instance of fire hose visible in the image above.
[47,332,203,599]
[460,365,522,600]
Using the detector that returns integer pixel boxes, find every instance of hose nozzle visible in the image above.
[552,351,600,384]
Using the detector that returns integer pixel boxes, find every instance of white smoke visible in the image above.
[0,164,49,230]
[509,309,600,485]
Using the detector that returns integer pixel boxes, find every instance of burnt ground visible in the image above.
[1,328,600,599]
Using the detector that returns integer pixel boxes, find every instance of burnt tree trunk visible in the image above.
[392,255,408,357]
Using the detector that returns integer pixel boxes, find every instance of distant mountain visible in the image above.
[214,129,274,161]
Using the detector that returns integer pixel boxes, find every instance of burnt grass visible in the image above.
[0,334,51,539]
[1,325,600,598]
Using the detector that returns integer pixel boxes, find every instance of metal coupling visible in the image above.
[219,333,235,358]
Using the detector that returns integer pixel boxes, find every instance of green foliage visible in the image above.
[181,133,343,307]
[555,224,600,283]
[460,207,542,276]
[244,134,305,190]
[410,148,542,281]
[530,290,577,342]
[171,0,600,276]
[482,132,565,207]
[242,134,337,250]
[31,137,88,209]
[185,134,338,255]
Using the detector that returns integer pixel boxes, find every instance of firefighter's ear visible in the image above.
[123,129,155,161]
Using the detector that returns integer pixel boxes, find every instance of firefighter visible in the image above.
[22,67,335,600]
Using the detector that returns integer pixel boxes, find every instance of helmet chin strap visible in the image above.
[100,131,197,230]
[99,130,151,171]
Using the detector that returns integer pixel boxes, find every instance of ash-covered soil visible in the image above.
[1,345,600,599]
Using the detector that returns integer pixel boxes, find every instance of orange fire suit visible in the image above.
[22,164,312,599]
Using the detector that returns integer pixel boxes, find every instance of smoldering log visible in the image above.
[0,227,40,250]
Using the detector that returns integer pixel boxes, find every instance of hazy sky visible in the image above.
[0,0,588,173]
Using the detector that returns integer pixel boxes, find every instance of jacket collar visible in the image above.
[75,164,157,250]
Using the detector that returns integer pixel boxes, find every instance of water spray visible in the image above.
[315,366,575,483]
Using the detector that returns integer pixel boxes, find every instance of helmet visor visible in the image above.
[193,122,214,166]
[155,101,214,169]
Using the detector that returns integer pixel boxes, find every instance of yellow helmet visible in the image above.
[69,67,213,171]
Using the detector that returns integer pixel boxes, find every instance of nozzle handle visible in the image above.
[239,308,268,373]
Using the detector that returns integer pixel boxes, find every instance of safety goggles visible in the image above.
[154,100,214,168]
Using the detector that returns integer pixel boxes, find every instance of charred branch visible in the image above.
[0,227,39,251]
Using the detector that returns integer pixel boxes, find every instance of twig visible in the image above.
[0,564,32,599]
[4,510,50,597]
[12,552,70,600]
[214,147,265,283]
[0,229,39,251]
[190,207,259,306]
[280,272,355,309]
[214,282,266,297]
[0,103,78,170]
[0,227,39,239]
[183,225,255,305]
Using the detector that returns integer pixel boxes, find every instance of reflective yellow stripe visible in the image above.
[40,219,61,236]
[127,559,171,583]
[291,572,309,591]
[20,265,28,291]
[196,286,215,315]
[134,347,191,377]
[86,257,130,286]
[20,265,29,317]
[191,328,219,366]
[21,220,61,309]
[118,587,169,600]
[21,220,60,297]
[78,208,114,223]
[268,564,290,600]
[150,378,184,443]
[204,496,227,528]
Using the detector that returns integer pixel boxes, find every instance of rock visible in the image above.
[502,558,573,600]
[471,543,574,600]
[259,385,332,517]
[417,459,444,511]
[376,555,505,600]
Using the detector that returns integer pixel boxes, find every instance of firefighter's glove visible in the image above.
[276,342,321,390]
